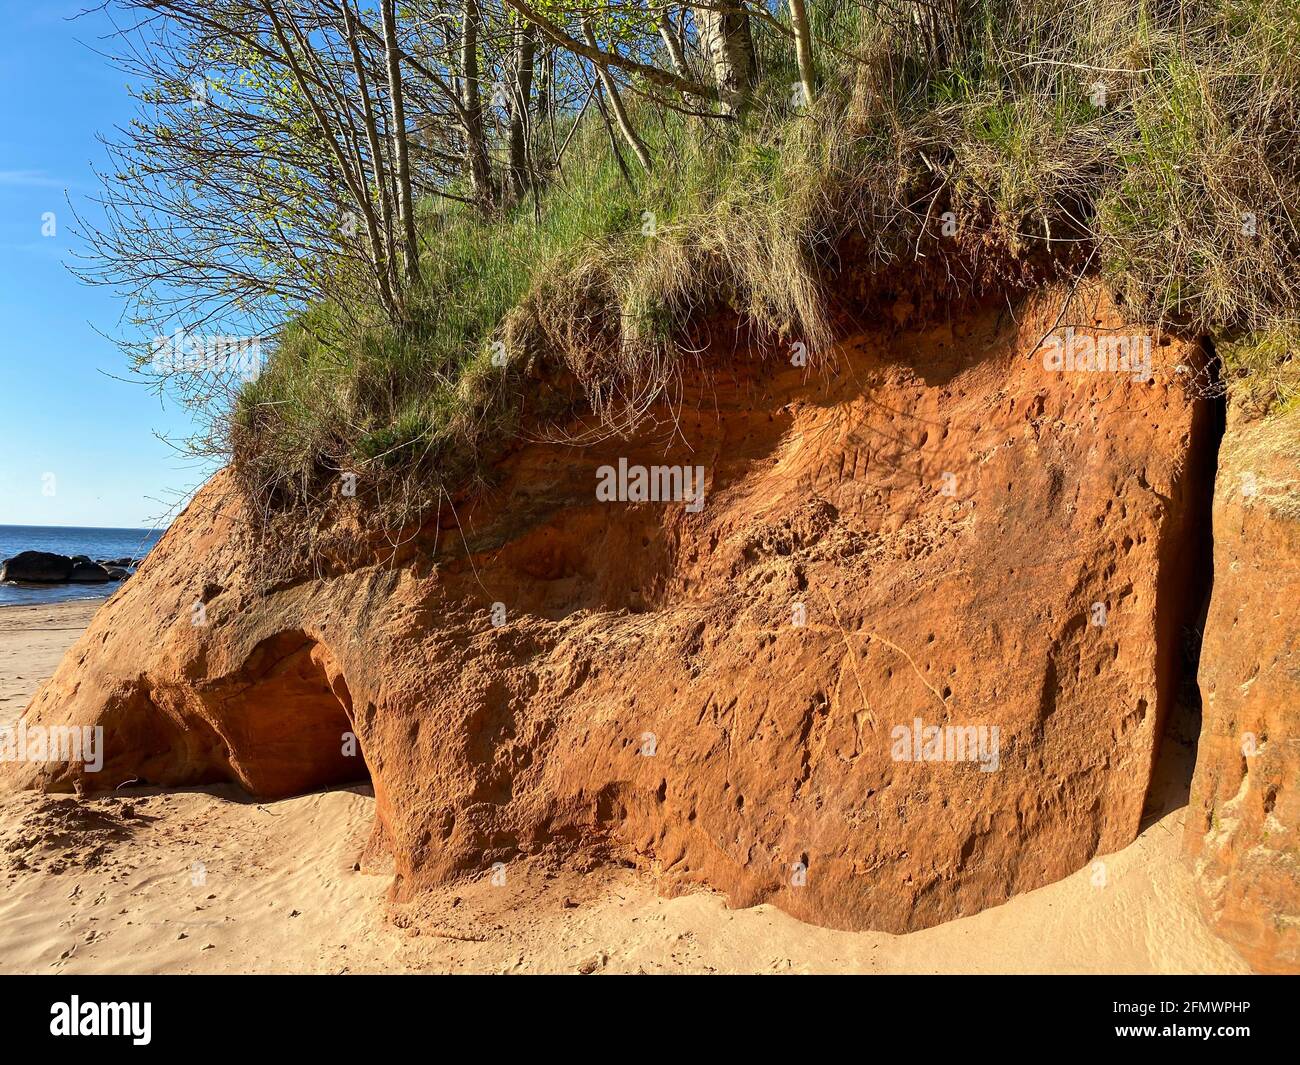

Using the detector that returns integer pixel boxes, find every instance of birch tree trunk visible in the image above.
[381,0,420,284]
[507,21,537,201]
[460,0,495,209]
[262,0,401,319]
[580,15,653,173]
[340,0,398,299]
[696,2,756,116]
[657,9,690,81]
[788,0,815,107]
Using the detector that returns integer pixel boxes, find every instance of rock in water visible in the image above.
[1185,403,1300,974]
[2,287,1261,949]
[68,562,114,584]
[0,551,74,583]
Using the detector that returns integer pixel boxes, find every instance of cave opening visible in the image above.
[222,630,372,799]
[1141,337,1227,829]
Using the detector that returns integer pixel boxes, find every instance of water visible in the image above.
[0,525,164,607]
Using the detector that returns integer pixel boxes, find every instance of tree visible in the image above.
[788,0,815,106]
[459,0,497,209]
[381,0,421,283]
[696,2,756,115]
[507,18,538,199]
[580,11,653,172]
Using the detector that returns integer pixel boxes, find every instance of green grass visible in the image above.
[232,0,1300,520]
[1219,330,1300,415]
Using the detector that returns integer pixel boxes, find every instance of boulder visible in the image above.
[1185,403,1300,974]
[68,562,114,583]
[0,551,74,583]
[106,568,130,581]
[1,287,1223,936]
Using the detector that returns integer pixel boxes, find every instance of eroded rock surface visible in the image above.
[1185,404,1300,974]
[3,289,1221,934]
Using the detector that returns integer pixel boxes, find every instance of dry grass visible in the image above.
[232,0,1300,532]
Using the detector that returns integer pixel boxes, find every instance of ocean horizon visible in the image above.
[0,524,164,607]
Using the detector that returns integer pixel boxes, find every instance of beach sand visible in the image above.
[0,601,1252,974]
[0,601,100,733]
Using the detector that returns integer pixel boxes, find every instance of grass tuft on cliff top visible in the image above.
[232,0,1300,518]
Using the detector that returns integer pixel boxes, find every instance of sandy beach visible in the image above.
[0,600,1252,975]
[0,602,100,732]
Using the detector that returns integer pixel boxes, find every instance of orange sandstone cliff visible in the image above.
[1184,404,1300,974]
[10,286,1293,967]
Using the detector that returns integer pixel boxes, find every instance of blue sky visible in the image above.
[0,1,211,529]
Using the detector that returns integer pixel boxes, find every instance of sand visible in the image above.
[0,600,1253,974]
[0,602,100,732]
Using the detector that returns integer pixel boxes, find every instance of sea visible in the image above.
[0,525,165,607]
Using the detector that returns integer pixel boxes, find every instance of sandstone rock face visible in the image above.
[1185,404,1300,974]
[3,289,1219,934]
